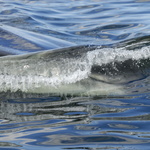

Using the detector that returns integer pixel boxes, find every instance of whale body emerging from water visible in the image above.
[0,45,150,97]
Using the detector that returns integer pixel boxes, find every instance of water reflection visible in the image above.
[40,134,148,146]
[0,96,127,124]
[0,95,150,148]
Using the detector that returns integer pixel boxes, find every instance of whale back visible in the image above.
[0,43,150,97]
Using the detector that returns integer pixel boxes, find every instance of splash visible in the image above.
[87,46,150,65]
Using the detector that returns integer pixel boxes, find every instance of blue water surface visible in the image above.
[1,0,150,149]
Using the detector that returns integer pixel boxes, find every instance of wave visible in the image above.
[0,24,75,54]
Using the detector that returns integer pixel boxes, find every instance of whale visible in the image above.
[0,44,150,97]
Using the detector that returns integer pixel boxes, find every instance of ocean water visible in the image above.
[0,0,150,149]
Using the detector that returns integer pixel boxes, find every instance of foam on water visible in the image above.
[0,45,150,94]
[88,46,150,65]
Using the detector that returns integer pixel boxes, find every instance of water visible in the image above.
[1,0,150,149]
